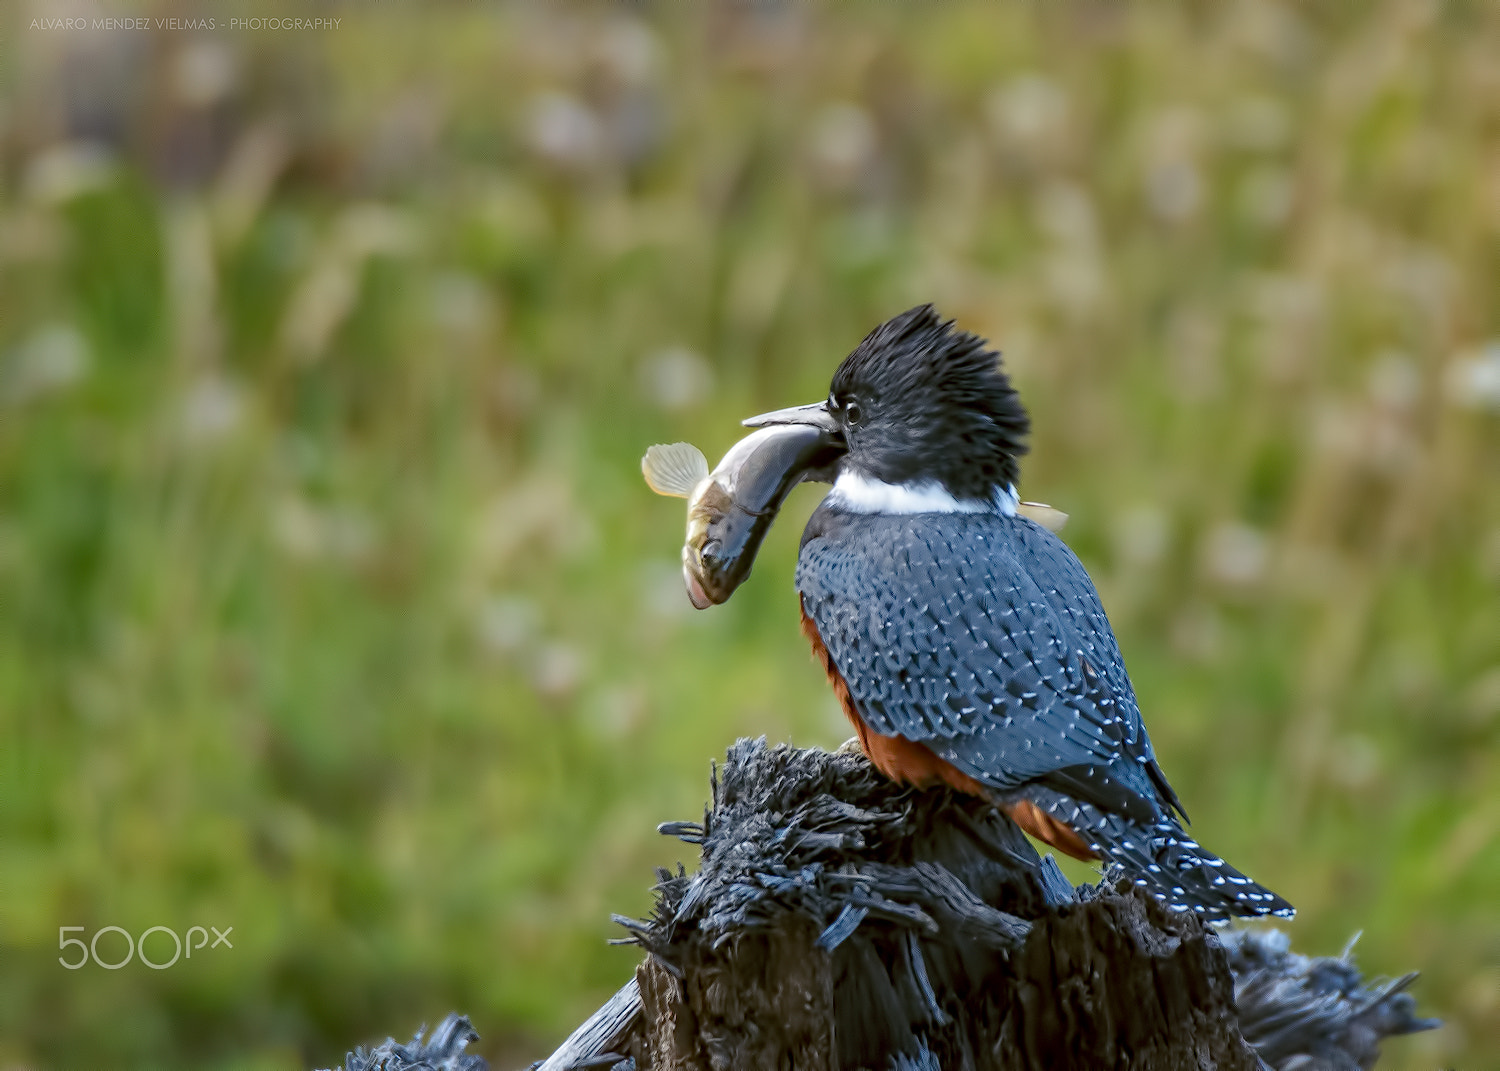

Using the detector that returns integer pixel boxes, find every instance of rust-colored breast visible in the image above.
[799,599,1098,862]
[799,602,989,797]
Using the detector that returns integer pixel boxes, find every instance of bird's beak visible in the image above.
[742,400,840,434]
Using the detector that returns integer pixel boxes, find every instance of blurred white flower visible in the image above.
[177,373,246,443]
[1036,181,1097,247]
[2,324,90,406]
[271,498,375,564]
[476,596,539,657]
[588,683,648,738]
[1147,159,1203,222]
[532,642,585,699]
[808,103,876,189]
[1036,183,1105,314]
[1201,521,1269,589]
[526,92,604,169]
[1463,668,1500,727]
[985,74,1067,145]
[1143,108,1203,222]
[173,41,239,107]
[271,499,325,560]
[1247,273,1321,325]
[429,272,495,341]
[24,142,115,205]
[637,346,714,412]
[596,19,660,86]
[1445,341,1500,412]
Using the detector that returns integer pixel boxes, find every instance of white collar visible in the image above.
[825,472,1019,516]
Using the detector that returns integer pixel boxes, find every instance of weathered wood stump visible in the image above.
[322,738,1437,1071]
[540,739,1434,1071]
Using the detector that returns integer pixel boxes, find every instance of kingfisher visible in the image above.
[744,304,1292,921]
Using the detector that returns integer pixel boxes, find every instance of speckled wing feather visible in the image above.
[796,509,1171,821]
[797,507,1295,921]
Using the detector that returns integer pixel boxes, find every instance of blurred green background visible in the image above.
[2,2,1498,1068]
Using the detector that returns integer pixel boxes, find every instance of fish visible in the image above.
[645,424,1069,609]
[643,424,842,608]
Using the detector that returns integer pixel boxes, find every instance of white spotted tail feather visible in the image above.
[1027,787,1295,921]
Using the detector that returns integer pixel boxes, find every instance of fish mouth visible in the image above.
[742,400,843,437]
[679,420,845,608]
[682,555,714,610]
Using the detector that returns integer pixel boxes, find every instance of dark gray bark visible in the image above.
[606,739,1263,1071]
[590,739,1431,1071]
[320,739,1437,1071]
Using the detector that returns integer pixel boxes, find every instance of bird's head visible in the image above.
[745,305,1030,510]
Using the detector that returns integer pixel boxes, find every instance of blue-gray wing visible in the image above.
[796,509,1173,821]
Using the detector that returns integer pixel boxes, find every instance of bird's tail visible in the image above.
[1027,787,1294,922]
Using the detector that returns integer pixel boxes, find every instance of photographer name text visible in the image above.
[31,17,344,32]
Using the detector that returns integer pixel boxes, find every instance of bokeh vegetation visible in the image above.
[2,2,1498,1068]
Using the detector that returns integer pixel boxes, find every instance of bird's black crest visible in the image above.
[830,305,1031,500]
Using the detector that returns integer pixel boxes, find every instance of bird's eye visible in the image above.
[845,401,862,426]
